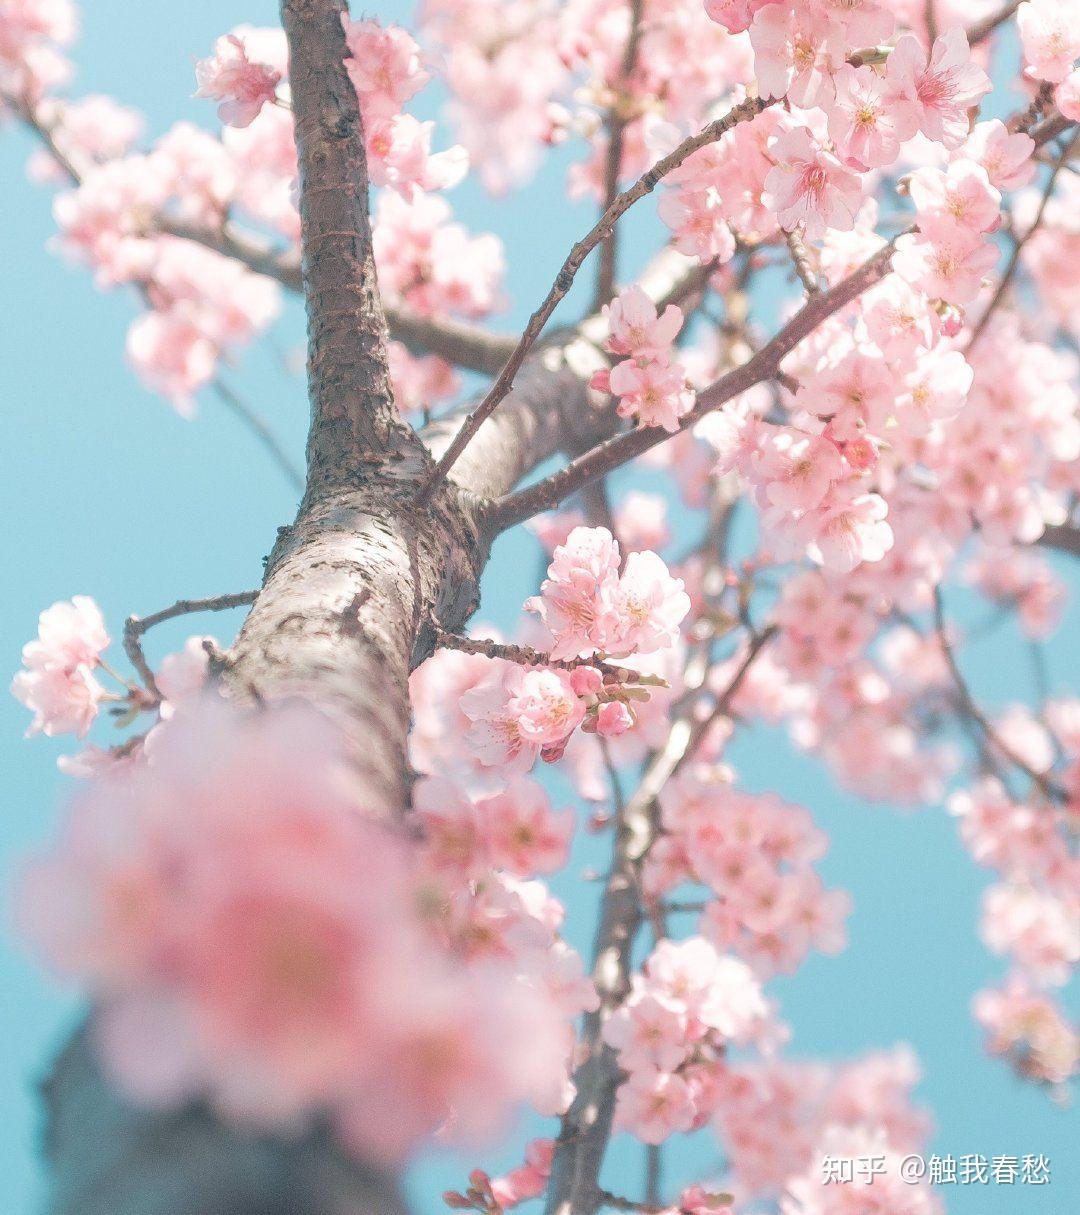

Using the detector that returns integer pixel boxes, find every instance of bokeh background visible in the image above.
[1,2,1076,1211]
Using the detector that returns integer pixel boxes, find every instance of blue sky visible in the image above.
[0,2,1076,1212]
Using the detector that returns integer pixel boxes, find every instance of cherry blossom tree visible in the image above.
[4,1,1078,1213]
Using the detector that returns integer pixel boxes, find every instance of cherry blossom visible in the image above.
[885,29,992,149]
[828,64,916,171]
[1017,0,1080,84]
[194,30,283,128]
[18,700,567,1154]
[763,127,863,238]
[12,596,109,738]
[527,526,689,660]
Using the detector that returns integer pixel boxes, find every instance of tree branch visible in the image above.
[933,586,1065,802]
[281,0,415,489]
[967,0,1021,45]
[122,591,260,698]
[594,0,646,309]
[211,380,304,491]
[966,130,1078,353]
[493,238,899,531]
[417,95,770,503]
[1039,522,1080,557]
[542,624,775,1215]
[433,628,668,688]
[159,217,516,375]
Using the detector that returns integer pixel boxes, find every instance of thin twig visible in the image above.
[6,96,312,488]
[966,130,1078,353]
[417,95,770,503]
[622,625,778,823]
[784,227,821,296]
[432,628,668,688]
[595,0,647,310]
[211,380,303,492]
[966,0,1021,44]
[492,238,899,532]
[596,1189,665,1214]
[1029,109,1076,147]
[644,1145,662,1210]
[123,591,259,697]
[932,587,1065,801]
[925,0,938,46]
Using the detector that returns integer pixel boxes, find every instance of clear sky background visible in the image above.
[1,2,1076,1212]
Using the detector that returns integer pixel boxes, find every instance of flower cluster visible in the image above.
[0,0,77,102]
[19,702,568,1158]
[594,285,695,432]
[647,766,852,978]
[194,27,284,128]
[11,596,108,738]
[527,525,690,659]
[374,191,505,318]
[342,15,467,200]
[604,937,766,1143]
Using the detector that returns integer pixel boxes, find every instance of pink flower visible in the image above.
[614,1068,697,1144]
[974,980,1078,1087]
[760,431,845,514]
[526,525,621,660]
[1017,0,1080,84]
[609,357,695,432]
[461,665,585,772]
[658,188,737,263]
[596,700,634,737]
[366,113,468,201]
[704,0,772,35]
[1057,68,1080,120]
[475,779,574,876]
[528,526,691,663]
[885,29,992,149]
[414,777,486,878]
[341,16,428,127]
[19,700,568,1154]
[801,487,894,573]
[604,991,691,1072]
[644,937,765,1041]
[609,550,692,656]
[194,32,282,129]
[896,348,973,432]
[960,120,1036,192]
[828,64,915,171]
[894,227,998,305]
[126,308,218,415]
[763,127,863,238]
[490,1139,556,1208]
[11,596,109,738]
[908,159,1001,237]
[750,4,837,109]
[508,668,586,747]
[155,636,212,715]
[603,285,684,358]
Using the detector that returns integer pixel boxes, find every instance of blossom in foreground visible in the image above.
[885,29,991,149]
[18,700,566,1159]
[763,127,862,238]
